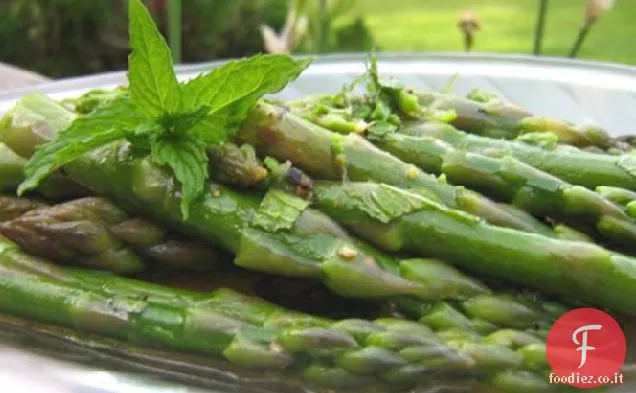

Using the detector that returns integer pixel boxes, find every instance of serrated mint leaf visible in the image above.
[20,127,126,195]
[162,105,210,135]
[252,189,310,232]
[132,122,164,138]
[181,55,310,111]
[128,0,181,118]
[367,121,397,141]
[18,95,143,194]
[314,183,429,224]
[186,107,235,145]
[151,134,208,219]
[125,122,161,150]
[181,54,311,144]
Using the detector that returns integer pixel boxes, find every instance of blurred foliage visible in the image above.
[0,0,287,78]
[178,0,288,63]
[259,0,375,54]
[332,17,375,52]
[0,0,374,78]
[0,0,126,77]
[294,0,375,53]
[358,0,633,65]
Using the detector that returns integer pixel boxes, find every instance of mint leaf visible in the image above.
[185,107,235,145]
[252,189,310,232]
[181,54,311,143]
[20,128,125,195]
[18,95,143,194]
[162,105,211,135]
[181,55,310,111]
[314,183,428,224]
[367,121,398,141]
[128,0,181,118]
[150,134,208,219]
[361,54,410,127]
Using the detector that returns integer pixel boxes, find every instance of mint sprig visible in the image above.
[19,0,311,218]
[128,0,181,117]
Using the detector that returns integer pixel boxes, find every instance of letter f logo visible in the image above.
[546,309,625,388]
[573,324,602,368]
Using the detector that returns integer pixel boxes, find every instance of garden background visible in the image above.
[0,0,632,78]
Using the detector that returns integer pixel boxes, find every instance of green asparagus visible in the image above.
[238,101,554,236]
[414,90,621,151]
[208,142,269,188]
[286,82,636,250]
[365,124,636,250]
[0,93,566,333]
[0,143,28,192]
[0,234,560,392]
[0,192,564,335]
[0,142,87,199]
[0,196,226,273]
[287,72,622,153]
[306,179,636,315]
[400,120,636,191]
[597,186,636,207]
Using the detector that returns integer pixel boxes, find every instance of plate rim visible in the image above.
[1,51,635,99]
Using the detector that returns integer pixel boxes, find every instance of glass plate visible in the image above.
[0,52,635,393]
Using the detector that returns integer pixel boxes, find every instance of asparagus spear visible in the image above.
[0,194,46,221]
[552,224,595,243]
[305,179,636,315]
[0,142,87,199]
[0,236,560,392]
[414,90,621,151]
[366,126,636,250]
[597,186,636,207]
[0,140,253,274]
[0,192,563,334]
[0,143,28,192]
[287,89,636,249]
[238,102,554,236]
[288,83,622,153]
[400,120,636,191]
[0,195,226,273]
[208,142,269,188]
[0,151,566,335]
[25,88,554,235]
[0,94,565,333]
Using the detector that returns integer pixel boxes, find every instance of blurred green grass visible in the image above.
[358,0,636,65]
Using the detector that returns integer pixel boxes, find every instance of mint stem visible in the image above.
[168,0,182,64]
